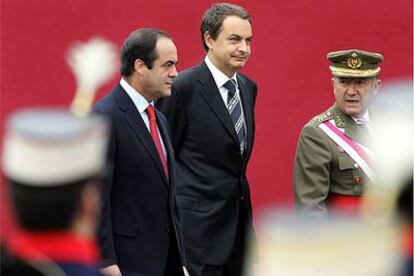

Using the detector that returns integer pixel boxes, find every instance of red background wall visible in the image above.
[1,0,412,222]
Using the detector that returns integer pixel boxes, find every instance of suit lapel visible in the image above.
[156,111,173,188]
[195,62,241,146]
[114,85,169,186]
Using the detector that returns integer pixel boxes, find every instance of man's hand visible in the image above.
[100,264,122,276]
[183,266,190,276]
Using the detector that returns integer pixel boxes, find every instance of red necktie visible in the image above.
[146,105,169,180]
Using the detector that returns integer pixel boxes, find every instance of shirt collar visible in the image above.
[204,56,238,89]
[352,110,370,123]
[120,78,152,113]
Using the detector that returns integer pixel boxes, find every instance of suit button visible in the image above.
[165,227,171,233]
[240,196,244,201]
[235,150,241,156]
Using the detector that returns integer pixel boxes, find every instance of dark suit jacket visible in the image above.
[156,61,258,265]
[94,84,185,275]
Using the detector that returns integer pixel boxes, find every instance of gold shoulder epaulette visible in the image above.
[312,111,334,124]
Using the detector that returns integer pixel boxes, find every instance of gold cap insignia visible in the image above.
[327,49,384,78]
[346,53,362,69]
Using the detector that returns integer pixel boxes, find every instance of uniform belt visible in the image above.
[327,194,362,214]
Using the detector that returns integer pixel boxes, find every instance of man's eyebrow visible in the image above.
[227,34,253,40]
[162,59,178,65]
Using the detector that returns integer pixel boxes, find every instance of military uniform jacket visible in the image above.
[294,104,372,219]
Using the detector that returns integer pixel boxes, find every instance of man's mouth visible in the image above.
[232,55,247,61]
[345,99,359,104]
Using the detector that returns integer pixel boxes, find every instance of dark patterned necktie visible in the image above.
[223,80,246,154]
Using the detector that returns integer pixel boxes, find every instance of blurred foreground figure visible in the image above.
[245,210,403,276]
[294,49,383,219]
[367,80,413,276]
[0,37,116,275]
[1,110,109,276]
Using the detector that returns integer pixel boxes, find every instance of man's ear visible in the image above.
[74,182,100,237]
[204,31,214,50]
[134,59,147,75]
[80,183,100,219]
[373,79,382,95]
[331,77,337,91]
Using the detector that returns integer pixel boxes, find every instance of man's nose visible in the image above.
[238,40,249,52]
[170,66,178,78]
[347,82,358,95]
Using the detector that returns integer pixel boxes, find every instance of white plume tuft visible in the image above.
[67,37,118,92]
[67,37,118,117]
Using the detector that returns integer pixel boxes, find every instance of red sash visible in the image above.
[319,120,374,181]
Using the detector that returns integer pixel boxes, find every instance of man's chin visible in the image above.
[163,90,172,97]
[344,108,363,117]
[155,90,172,100]
[232,61,246,68]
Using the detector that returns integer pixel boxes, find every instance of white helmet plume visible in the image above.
[67,37,118,117]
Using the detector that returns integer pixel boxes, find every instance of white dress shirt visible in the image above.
[120,78,167,157]
[204,56,247,127]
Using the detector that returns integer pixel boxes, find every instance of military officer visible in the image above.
[293,49,383,219]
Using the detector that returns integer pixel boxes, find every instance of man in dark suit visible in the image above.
[95,28,187,276]
[156,3,257,275]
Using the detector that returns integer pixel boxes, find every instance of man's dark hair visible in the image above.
[200,3,251,52]
[120,28,171,77]
[9,178,98,231]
